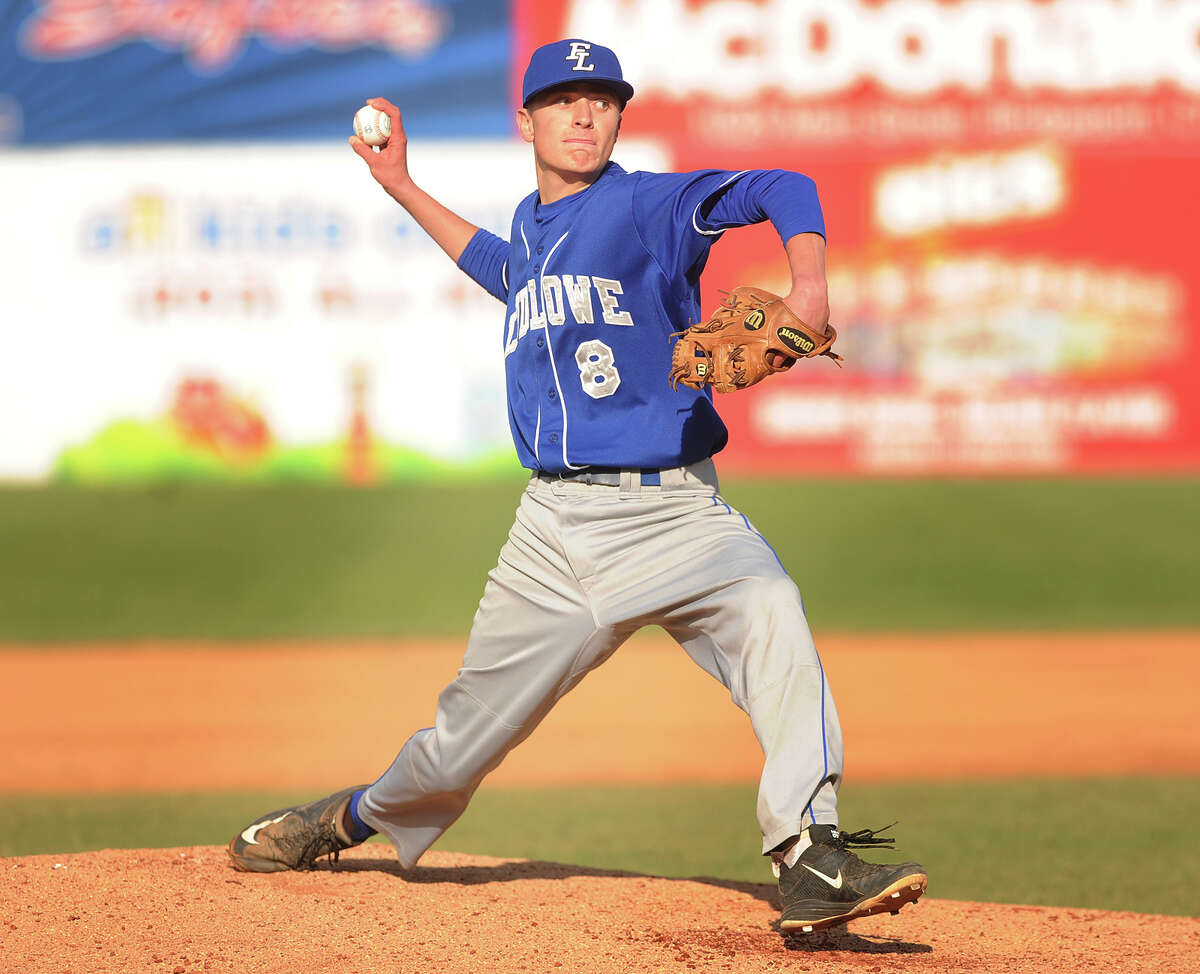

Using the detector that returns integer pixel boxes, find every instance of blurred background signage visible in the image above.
[2,0,1197,481]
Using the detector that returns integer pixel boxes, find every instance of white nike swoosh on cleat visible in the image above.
[801,863,844,889]
[241,813,291,845]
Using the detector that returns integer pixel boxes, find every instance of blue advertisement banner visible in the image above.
[0,0,511,143]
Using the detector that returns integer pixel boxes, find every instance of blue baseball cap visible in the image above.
[521,38,634,108]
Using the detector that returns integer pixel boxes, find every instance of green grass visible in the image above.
[728,477,1200,632]
[0,482,518,641]
[0,475,1195,642]
[2,777,1197,917]
[0,478,1197,641]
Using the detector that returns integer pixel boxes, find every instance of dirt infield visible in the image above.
[3,630,1198,793]
[3,631,1198,972]
[4,845,1197,974]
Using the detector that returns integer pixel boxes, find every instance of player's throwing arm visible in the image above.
[348,97,479,264]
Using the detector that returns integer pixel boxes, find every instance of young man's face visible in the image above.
[517,83,622,182]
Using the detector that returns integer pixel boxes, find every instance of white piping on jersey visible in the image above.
[692,170,751,236]
[537,230,585,470]
[533,403,542,465]
[519,221,530,259]
[501,260,508,294]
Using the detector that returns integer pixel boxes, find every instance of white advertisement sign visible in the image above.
[0,139,667,481]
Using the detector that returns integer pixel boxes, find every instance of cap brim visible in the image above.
[523,78,634,108]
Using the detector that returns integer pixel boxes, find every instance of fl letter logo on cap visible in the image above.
[566,41,595,71]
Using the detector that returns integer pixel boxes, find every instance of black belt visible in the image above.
[535,467,662,486]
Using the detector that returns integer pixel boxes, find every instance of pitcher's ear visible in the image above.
[516,107,535,144]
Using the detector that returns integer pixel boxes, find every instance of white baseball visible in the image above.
[353,105,392,147]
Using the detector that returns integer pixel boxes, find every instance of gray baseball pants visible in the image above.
[357,459,843,867]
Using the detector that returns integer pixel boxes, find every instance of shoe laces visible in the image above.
[833,822,899,851]
[282,820,346,870]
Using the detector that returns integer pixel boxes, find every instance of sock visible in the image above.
[770,826,818,877]
[784,828,814,867]
[345,789,378,843]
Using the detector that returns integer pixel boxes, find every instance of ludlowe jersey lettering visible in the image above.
[505,273,634,349]
[456,161,826,473]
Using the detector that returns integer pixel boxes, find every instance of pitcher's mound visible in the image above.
[3,845,1195,973]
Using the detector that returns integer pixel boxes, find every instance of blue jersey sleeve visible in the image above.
[456,228,510,303]
[631,169,825,284]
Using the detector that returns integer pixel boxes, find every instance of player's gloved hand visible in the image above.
[669,285,843,394]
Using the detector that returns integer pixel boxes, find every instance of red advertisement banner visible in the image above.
[516,0,1200,474]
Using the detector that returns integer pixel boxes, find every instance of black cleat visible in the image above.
[227,784,369,873]
[777,823,927,934]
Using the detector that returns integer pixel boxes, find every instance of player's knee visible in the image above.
[753,575,808,625]
[741,575,819,671]
[409,725,506,796]
[409,751,485,796]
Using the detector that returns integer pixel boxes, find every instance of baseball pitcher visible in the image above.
[227,38,927,935]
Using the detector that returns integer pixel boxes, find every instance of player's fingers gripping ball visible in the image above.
[669,285,843,394]
[353,105,392,147]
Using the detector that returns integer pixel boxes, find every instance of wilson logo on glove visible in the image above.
[669,285,843,394]
[777,326,817,356]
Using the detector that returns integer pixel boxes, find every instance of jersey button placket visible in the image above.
[531,230,556,463]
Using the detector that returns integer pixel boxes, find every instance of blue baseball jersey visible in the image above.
[457,161,825,473]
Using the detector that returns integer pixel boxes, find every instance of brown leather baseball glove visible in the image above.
[669,285,842,393]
